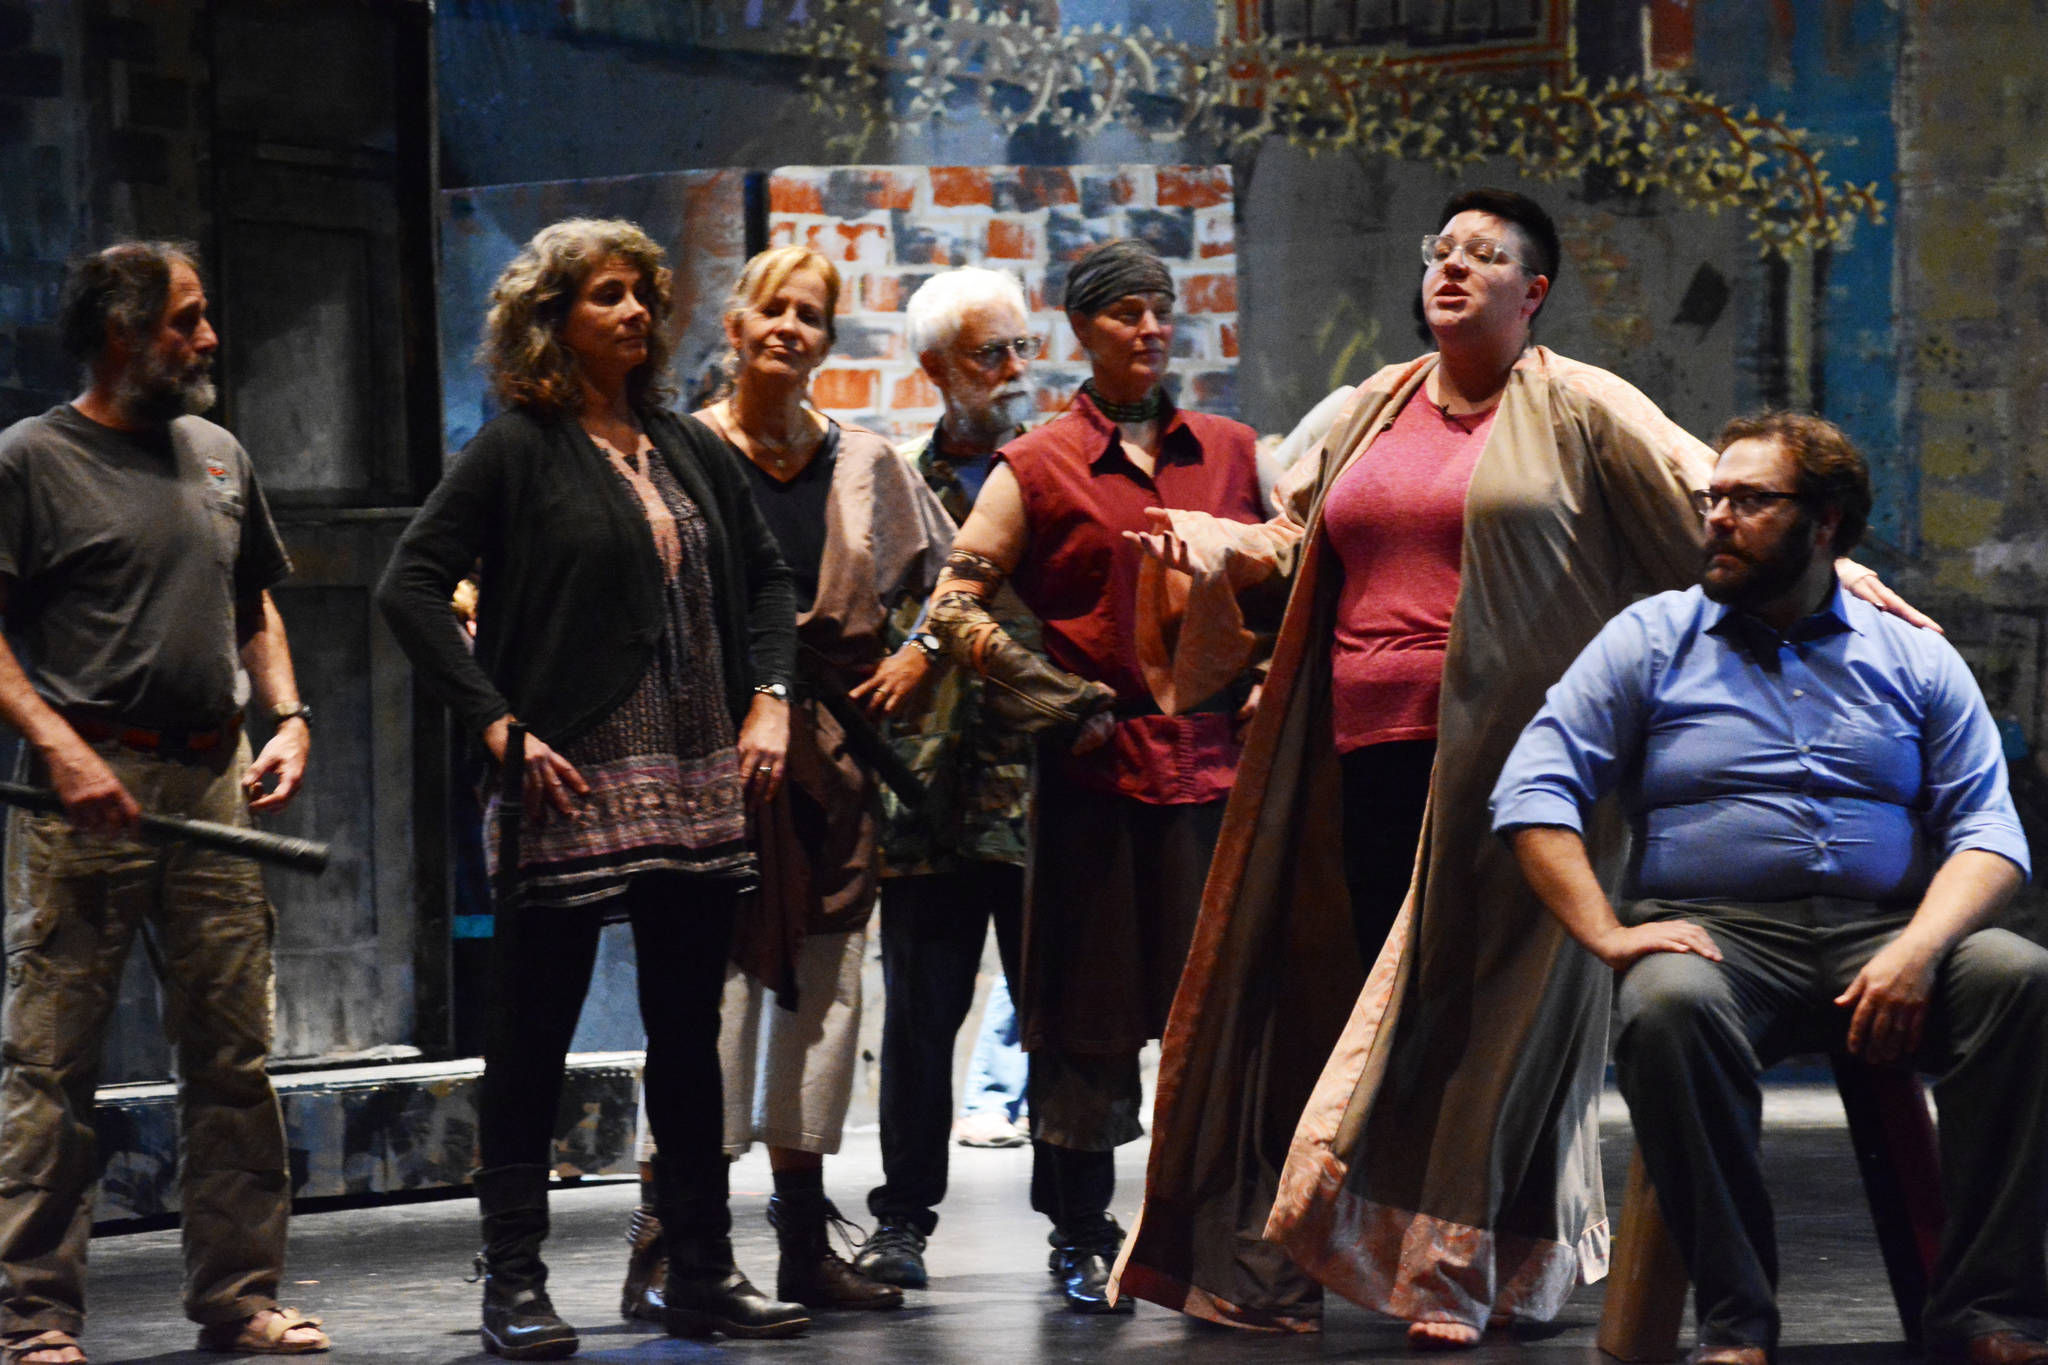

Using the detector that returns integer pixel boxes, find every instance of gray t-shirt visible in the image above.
[0,404,291,728]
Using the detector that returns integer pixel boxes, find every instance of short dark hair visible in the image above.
[1715,411,1872,555]
[1439,188,1561,285]
[57,240,201,364]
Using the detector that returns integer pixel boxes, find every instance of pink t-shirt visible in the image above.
[1321,392,1495,753]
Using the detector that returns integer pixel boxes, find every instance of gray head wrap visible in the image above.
[1063,238,1175,317]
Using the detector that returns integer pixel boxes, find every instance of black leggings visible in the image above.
[1339,739,1437,967]
[476,875,737,1195]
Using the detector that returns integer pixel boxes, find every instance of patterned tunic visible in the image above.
[487,444,753,909]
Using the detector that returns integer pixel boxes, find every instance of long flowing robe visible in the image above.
[1113,347,1713,1332]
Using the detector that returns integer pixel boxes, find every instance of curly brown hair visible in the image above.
[479,218,675,416]
[1715,410,1872,555]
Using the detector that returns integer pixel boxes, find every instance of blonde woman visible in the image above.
[624,245,953,1318]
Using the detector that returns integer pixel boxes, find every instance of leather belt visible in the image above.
[68,710,243,756]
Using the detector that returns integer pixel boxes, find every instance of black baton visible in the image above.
[0,780,331,874]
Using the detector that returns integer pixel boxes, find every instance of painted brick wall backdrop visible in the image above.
[768,163,1241,443]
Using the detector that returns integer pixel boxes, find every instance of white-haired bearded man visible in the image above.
[845,266,1045,1290]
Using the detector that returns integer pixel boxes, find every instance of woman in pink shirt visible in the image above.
[1118,189,1932,1345]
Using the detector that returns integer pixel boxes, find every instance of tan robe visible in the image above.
[732,423,956,1000]
[1113,348,1712,1332]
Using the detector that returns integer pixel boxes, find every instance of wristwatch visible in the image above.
[752,681,790,702]
[909,631,944,661]
[272,700,312,727]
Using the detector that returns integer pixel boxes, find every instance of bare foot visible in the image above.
[196,1307,329,1354]
[1408,1319,1483,1351]
[245,1308,329,1352]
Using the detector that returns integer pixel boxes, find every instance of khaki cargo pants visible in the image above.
[0,736,288,1336]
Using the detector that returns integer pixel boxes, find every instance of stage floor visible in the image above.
[78,1084,1921,1362]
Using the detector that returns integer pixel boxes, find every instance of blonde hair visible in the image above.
[479,217,675,416]
[717,246,842,392]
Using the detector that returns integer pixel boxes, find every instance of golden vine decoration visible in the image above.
[790,1,1882,256]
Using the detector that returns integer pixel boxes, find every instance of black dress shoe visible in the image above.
[1051,1245,1133,1314]
[664,1268,811,1340]
[852,1221,929,1289]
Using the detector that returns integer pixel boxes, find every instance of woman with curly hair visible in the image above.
[378,218,808,1354]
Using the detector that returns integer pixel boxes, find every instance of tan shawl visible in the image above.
[733,423,956,1000]
[1113,348,1711,1331]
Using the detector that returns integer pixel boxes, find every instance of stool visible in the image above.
[1596,1052,1946,1362]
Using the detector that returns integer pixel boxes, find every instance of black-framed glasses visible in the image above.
[1420,235,1526,270]
[1689,488,1806,519]
[967,336,1043,367]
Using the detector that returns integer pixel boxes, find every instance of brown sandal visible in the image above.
[196,1307,329,1355]
[0,1329,86,1365]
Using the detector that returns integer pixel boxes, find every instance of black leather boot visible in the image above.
[664,1236,810,1340]
[768,1192,904,1310]
[655,1156,808,1339]
[473,1164,580,1359]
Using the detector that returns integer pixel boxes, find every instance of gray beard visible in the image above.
[117,353,216,424]
[952,390,1033,446]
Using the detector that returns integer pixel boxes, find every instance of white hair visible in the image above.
[903,266,1029,356]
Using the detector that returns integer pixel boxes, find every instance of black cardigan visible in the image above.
[376,407,796,746]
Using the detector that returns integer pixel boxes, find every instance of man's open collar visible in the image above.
[1704,580,1862,651]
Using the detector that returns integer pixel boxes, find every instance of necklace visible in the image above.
[1431,395,1496,430]
[712,404,819,476]
[1083,380,1165,425]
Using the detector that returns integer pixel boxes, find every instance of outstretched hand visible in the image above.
[1121,506,1235,578]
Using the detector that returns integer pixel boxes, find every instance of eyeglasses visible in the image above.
[966,336,1043,367]
[1689,488,1806,519]
[1421,235,1527,271]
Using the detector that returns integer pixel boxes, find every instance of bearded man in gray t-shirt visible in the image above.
[0,243,328,1363]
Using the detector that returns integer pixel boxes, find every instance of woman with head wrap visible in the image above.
[919,237,1266,1311]
[377,218,806,1353]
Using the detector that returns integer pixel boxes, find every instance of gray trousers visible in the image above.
[1614,896,2048,1353]
[0,738,288,1336]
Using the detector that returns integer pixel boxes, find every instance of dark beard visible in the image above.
[1700,515,1817,610]
[117,349,216,423]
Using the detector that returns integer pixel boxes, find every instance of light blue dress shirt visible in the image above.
[1490,583,2031,903]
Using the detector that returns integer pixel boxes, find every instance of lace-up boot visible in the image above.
[767,1192,904,1310]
